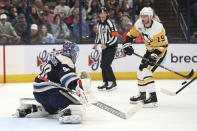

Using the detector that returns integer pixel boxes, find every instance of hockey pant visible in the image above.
[137,51,167,93]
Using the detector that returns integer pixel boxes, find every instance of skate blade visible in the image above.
[130,100,143,104]
[97,88,106,91]
[106,86,117,92]
[143,102,158,108]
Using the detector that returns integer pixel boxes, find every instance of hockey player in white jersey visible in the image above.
[14,41,93,123]
[123,7,168,107]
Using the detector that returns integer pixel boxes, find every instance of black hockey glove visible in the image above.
[148,53,158,66]
[122,42,134,56]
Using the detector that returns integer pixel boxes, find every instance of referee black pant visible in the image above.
[100,47,116,83]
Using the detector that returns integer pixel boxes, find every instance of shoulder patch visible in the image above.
[56,54,75,68]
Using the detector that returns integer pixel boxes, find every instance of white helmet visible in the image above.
[140,7,153,19]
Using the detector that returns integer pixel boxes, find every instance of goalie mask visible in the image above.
[62,41,79,63]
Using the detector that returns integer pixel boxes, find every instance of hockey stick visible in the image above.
[160,75,197,96]
[59,90,143,119]
[133,52,194,79]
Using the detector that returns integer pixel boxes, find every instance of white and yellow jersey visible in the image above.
[127,19,168,56]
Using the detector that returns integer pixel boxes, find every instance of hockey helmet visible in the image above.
[98,7,108,14]
[62,41,79,63]
[140,7,153,19]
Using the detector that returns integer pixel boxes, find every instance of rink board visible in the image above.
[1,44,197,83]
[0,46,3,83]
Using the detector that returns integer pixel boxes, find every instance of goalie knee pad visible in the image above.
[58,104,86,124]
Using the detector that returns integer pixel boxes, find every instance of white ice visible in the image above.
[0,80,197,131]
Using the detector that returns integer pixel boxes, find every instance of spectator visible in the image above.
[67,0,75,8]
[110,0,120,13]
[104,0,112,9]
[21,24,41,43]
[122,22,144,43]
[70,0,87,20]
[119,0,133,31]
[120,0,132,15]
[14,13,27,38]
[0,14,20,43]
[73,14,90,40]
[40,24,55,43]
[51,14,70,43]
[0,0,12,16]
[141,0,153,8]
[89,24,98,43]
[87,0,100,23]
[108,7,119,24]
[43,4,54,24]
[34,0,43,16]
[31,24,41,43]
[17,0,27,16]
[108,7,123,34]
[54,0,70,18]
[120,14,132,30]
[31,6,39,25]
[0,0,18,25]
[8,6,18,25]
[38,11,51,32]
[71,8,80,23]
[134,0,143,15]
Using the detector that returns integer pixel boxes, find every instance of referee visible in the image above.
[93,7,118,91]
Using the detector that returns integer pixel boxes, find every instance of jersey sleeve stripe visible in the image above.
[61,74,79,89]
[33,82,61,92]
[60,73,76,82]
[108,36,118,46]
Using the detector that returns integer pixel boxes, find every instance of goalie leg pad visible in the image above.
[13,99,49,118]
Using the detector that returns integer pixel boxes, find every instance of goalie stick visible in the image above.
[160,75,197,96]
[133,52,194,79]
[59,90,143,119]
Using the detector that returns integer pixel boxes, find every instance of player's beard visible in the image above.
[142,19,149,25]
[142,18,151,27]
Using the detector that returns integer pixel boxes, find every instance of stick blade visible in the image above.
[160,88,176,96]
[126,102,143,119]
[185,69,194,79]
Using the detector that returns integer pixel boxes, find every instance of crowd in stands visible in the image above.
[0,0,154,44]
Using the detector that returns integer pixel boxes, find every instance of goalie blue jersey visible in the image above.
[34,54,79,91]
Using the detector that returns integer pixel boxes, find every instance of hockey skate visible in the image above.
[143,92,158,108]
[97,82,108,90]
[106,81,117,91]
[130,92,146,104]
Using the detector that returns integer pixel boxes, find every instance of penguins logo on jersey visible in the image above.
[142,33,153,45]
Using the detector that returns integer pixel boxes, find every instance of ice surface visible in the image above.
[0,80,197,131]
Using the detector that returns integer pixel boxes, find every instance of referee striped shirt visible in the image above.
[95,18,118,47]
